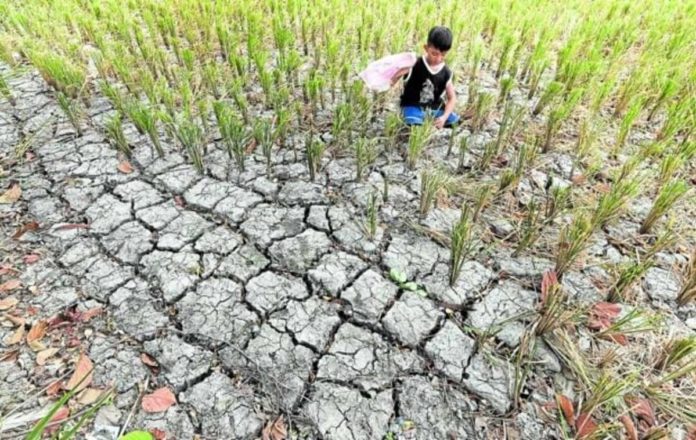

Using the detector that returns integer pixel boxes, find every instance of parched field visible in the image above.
[0,0,695,439]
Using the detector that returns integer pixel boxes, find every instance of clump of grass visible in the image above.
[57,92,82,136]
[29,51,85,98]
[554,212,593,278]
[591,172,641,229]
[125,100,163,157]
[514,198,543,256]
[470,92,495,132]
[639,179,689,234]
[253,119,275,176]
[472,183,495,222]
[457,135,470,173]
[384,113,402,152]
[544,183,571,221]
[365,190,379,239]
[677,250,696,307]
[306,133,324,182]
[419,167,454,216]
[653,336,696,372]
[542,87,583,152]
[534,270,570,335]
[612,98,644,156]
[449,205,474,286]
[354,137,379,182]
[532,81,563,116]
[475,140,498,172]
[104,113,131,157]
[174,119,205,173]
[214,101,249,171]
[497,76,515,106]
[407,121,433,169]
[499,144,534,193]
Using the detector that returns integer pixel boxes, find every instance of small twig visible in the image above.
[118,377,149,437]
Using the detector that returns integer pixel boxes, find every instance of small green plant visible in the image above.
[554,211,593,278]
[653,336,696,371]
[0,72,14,105]
[471,92,495,132]
[174,118,204,173]
[457,135,470,173]
[544,184,571,222]
[513,198,543,256]
[407,121,433,169]
[253,119,275,176]
[388,268,426,297]
[214,101,249,171]
[306,133,324,182]
[677,249,696,307]
[354,137,379,181]
[57,92,82,136]
[449,205,474,286]
[534,270,570,335]
[475,140,498,172]
[472,183,495,222]
[419,168,454,216]
[532,81,563,116]
[640,179,689,234]
[125,100,163,157]
[104,113,131,157]
[497,76,515,106]
[384,113,402,151]
[612,98,644,156]
[365,191,378,239]
[591,174,641,229]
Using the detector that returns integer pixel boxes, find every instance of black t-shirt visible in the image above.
[400,57,452,109]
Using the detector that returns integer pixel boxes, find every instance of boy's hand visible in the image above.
[434,116,447,129]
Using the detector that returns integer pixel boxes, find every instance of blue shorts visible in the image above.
[401,106,460,127]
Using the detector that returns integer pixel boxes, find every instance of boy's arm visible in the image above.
[435,80,457,129]
[390,67,411,87]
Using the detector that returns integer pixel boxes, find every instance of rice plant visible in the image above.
[354,137,379,182]
[104,113,131,157]
[470,92,495,132]
[57,92,82,136]
[383,112,402,152]
[365,190,379,239]
[472,183,495,222]
[534,270,570,336]
[532,81,563,116]
[639,179,689,234]
[253,119,275,176]
[497,76,515,107]
[612,98,644,156]
[513,199,543,256]
[449,205,474,286]
[407,121,433,170]
[544,184,571,222]
[174,118,205,173]
[305,133,324,182]
[457,135,470,173]
[591,173,641,229]
[419,168,454,216]
[214,101,248,171]
[542,87,583,152]
[124,100,163,157]
[554,212,593,278]
[677,249,696,307]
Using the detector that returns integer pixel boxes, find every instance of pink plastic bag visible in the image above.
[359,52,417,92]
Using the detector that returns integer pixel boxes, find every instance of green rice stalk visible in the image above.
[104,113,131,157]
[449,205,474,286]
[640,179,689,234]
[407,121,433,169]
[419,167,454,216]
[354,137,379,182]
[677,249,696,307]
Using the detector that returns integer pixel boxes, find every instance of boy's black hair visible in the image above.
[427,26,453,51]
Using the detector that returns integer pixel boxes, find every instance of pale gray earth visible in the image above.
[1,65,694,440]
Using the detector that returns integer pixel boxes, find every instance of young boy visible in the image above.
[391,26,459,129]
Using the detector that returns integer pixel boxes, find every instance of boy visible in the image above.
[391,26,459,129]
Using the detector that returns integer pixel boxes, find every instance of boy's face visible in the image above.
[424,44,447,66]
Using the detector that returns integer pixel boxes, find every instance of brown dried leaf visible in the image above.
[80,307,104,322]
[0,279,21,292]
[687,425,696,440]
[46,380,63,396]
[627,397,656,427]
[66,353,93,392]
[53,223,90,231]
[598,332,628,345]
[0,349,19,362]
[37,348,60,365]
[140,353,159,367]
[78,388,105,405]
[0,265,19,276]
[541,270,559,305]
[142,387,177,413]
[0,296,19,311]
[262,416,287,440]
[587,302,621,330]
[575,412,598,439]
[23,254,41,264]
[151,428,167,440]
[44,406,69,434]
[13,221,40,239]
[4,325,25,345]
[117,160,134,174]
[0,184,21,204]
[619,415,638,440]
[555,394,575,427]
[26,320,48,344]
[5,314,25,327]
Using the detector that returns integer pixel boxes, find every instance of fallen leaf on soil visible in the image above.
[118,160,134,174]
[151,428,167,440]
[0,279,21,292]
[140,353,159,367]
[37,348,60,365]
[619,415,638,440]
[80,307,104,322]
[5,325,25,345]
[625,396,656,427]
[0,349,19,362]
[0,184,21,203]
[142,387,176,413]
[587,302,621,330]
[45,406,70,435]
[78,387,105,405]
[245,138,257,154]
[555,394,575,426]
[66,353,93,391]
[5,314,25,327]
[53,223,90,231]
[13,221,40,239]
[27,319,48,344]
[262,416,287,440]
[575,412,598,438]
[0,296,19,310]
[46,380,63,396]
[23,254,41,264]
[571,174,587,185]
[174,195,185,207]
[0,265,19,276]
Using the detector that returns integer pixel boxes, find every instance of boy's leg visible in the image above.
[401,106,425,126]
[432,109,460,128]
